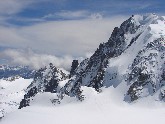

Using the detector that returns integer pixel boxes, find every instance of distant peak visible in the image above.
[130,13,159,26]
[132,13,157,18]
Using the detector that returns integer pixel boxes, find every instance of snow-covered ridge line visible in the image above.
[16,13,165,110]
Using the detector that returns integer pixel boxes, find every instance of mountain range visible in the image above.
[18,13,165,109]
[1,13,165,123]
[0,65,35,80]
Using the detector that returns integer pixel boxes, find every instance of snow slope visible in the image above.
[1,87,165,124]
[0,78,32,117]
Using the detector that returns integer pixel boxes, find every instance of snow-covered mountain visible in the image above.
[19,63,68,108]
[0,65,35,80]
[18,13,165,109]
[2,13,165,124]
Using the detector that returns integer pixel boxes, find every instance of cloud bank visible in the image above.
[0,48,74,70]
[0,1,129,70]
[0,16,127,57]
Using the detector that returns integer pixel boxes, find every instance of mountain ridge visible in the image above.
[17,13,165,109]
[0,65,35,80]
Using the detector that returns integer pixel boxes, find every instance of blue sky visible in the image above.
[0,0,165,69]
[2,0,165,26]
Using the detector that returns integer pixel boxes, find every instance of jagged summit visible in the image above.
[19,63,67,108]
[19,13,165,109]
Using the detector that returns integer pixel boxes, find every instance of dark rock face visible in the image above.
[69,60,79,78]
[64,15,141,94]
[19,63,67,109]
[19,87,37,109]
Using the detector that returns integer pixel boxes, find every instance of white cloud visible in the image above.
[132,3,152,11]
[0,16,128,57]
[90,13,103,20]
[0,48,73,70]
[43,10,90,19]
[0,0,34,16]
[0,6,128,69]
[43,10,104,20]
[85,52,94,58]
[0,0,44,25]
[0,1,155,70]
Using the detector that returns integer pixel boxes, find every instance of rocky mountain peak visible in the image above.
[19,63,67,109]
[18,14,165,109]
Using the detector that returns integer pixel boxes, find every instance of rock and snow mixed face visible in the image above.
[2,13,165,123]
[0,13,164,113]
[18,14,165,108]
[18,63,68,109]
[123,14,165,101]
[67,13,165,102]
